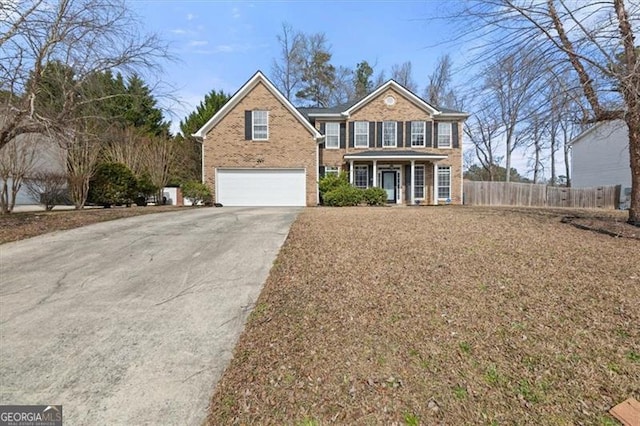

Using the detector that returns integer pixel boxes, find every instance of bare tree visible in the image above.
[142,137,176,203]
[464,104,502,181]
[102,128,145,175]
[391,61,418,92]
[271,23,304,101]
[456,0,640,223]
[24,171,68,211]
[64,123,101,209]
[329,66,355,106]
[0,0,168,150]
[425,55,458,108]
[0,135,37,213]
[525,112,548,183]
[482,50,542,182]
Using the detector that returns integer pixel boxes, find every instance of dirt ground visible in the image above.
[0,205,184,244]
[207,206,640,425]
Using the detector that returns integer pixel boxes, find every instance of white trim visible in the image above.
[410,160,415,205]
[252,110,269,141]
[344,80,440,116]
[193,71,322,140]
[344,154,447,161]
[324,122,340,149]
[414,164,425,200]
[437,122,452,148]
[410,121,426,147]
[382,121,397,148]
[437,165,452,200]
[433,163,438,206]
[372,160,377,187]
[354,121,369,148]
[349,160,354,184]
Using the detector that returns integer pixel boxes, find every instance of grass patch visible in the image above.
[206,206,640,424]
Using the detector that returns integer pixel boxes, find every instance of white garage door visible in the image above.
[217,169,306,206]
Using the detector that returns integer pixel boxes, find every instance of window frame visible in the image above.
[354,121,369,148]
[437,165,451,200]
[354,165,369,189]
[414,165,425,199]
[411,121,426,147]
[437,122,452,148]
[324,166,339,176]
[252,110,269,141]
[382,121,397,148]
[325,122,340,149]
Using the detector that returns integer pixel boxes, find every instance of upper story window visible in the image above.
[382,121,396,148]
[252,110,269,140]
[325,122,339,149]
[411,121,426,147]
[354,121,369,148]
[437,122,452,148]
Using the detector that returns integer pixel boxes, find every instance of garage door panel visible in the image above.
[217,169,306,206]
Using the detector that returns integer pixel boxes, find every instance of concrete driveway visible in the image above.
[0,207,299,425]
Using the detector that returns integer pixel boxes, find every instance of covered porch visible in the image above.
[344,151,448,205]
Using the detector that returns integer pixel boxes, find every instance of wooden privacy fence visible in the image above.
[463,180,621,209]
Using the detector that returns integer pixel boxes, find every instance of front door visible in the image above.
[381,171,397,203]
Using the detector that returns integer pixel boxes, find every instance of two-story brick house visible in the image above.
[194,71,467,206]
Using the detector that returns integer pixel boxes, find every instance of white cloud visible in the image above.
[171,29,187,35]
[186,13,195,21]
[189,40,208,47]
[231,7,241,19]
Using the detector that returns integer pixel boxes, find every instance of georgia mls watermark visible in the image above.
[0,405,62,426]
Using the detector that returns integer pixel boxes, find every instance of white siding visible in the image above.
[572,120,631,189]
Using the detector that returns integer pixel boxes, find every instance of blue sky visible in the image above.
[130,0,466,130]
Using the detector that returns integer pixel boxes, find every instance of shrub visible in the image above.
[88,162,137,207]
[181,181,211,206]
[24,171,69,211]
[362,187,387,206]
[318,171,349,196]
[323,185,363,206]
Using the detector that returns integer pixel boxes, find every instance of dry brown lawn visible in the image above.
[207,206,640,425]
[0,205,183,244]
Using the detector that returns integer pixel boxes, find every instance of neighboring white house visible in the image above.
[571,120,632,209]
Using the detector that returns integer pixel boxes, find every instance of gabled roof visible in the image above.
[192,71,322,139]
[344,80,441,117]
[295,80,468,119]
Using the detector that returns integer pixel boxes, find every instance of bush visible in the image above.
[362,187,387,206]
[323,185,363,207]
[88,162,137,207]
[319,172,349,196]
[181,181,211,206]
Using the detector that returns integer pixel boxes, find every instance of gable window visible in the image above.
[354,121,369,148]
[325,166,339,176]
[414,165,425,199]
[382,121,396,148]
[354,165,368,189]
[438,166,451,199]
[252,110,269,140]
[411,121,426,147]
[325,122,340,149]
[437,122,452,148]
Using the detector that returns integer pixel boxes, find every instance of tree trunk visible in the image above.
[563,127,571,187]
[626,116,640,225]
[505,140,512,182]
[550,134,557,186]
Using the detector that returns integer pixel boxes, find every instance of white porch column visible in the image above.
[349,160,354,185]
[410,160,415,205]
[433,162,439,206]
[372,160,378,187]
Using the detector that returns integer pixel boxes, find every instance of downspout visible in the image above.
[315,135,326,205]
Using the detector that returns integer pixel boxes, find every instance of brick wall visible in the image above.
[203,81,319,206]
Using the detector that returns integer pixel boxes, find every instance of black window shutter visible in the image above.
[368,122,375,147]
[348,122,355,148]
[319,166,325,178]
[433,122,439,148]
[397,121,404,147]
[452,122,459,148]
[405,165,411,201]
[244,111,252,140]
[340,123,346,149]
[405,121,412,146]
[320,122,326,134]
[426,122,433,148]
[368,164,373,188]
[376,122,382,148]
